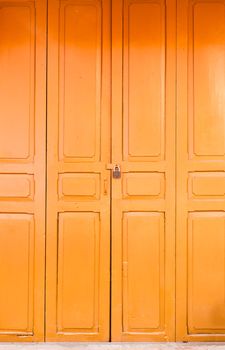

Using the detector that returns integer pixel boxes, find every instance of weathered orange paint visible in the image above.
[0,0,225,343]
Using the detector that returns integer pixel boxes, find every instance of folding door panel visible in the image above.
[111,0,176,341]
[177,0,225,341]
[46,0,111,341]
[0,0,46,341]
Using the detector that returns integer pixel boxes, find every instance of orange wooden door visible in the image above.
[111,0,176,341]
[46,0,111,341]
[176,0,225,341]
[0,0,46,341]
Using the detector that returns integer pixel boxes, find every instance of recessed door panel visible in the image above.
[111,0,176,341]
[59,2,102,161]
[188,213,225,332]
[177,0,225,341]
[0,214,34,334]
[46,0,111,341]
[57,212,100,333]
[189,2,225,157]
[0,4,34,160]
[0,0,46,342]
[122,212,165,332]
[123,1,165,160]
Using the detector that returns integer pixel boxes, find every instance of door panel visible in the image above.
[123,1,164,160]
[0,215,34,335]
[46,0,111,341]
[0,4,34,160]
[188,213,225,331]
[57,212,100,332]
[0,0,46,341]
[111,0,176,341]
[122,212,165,333]
[58,2,102,162]
[177,0,225,341]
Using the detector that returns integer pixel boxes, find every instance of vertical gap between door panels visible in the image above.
[121,0,125,341]
[44,0,48,342]
[175,0,177,341]
[109,0,112,341]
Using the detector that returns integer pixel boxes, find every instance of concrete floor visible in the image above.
[0,344,225,350]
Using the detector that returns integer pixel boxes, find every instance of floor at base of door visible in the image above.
[0,344,224,350]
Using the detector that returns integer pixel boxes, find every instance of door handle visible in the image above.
[105,164,121,179]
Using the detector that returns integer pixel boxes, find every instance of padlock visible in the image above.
[113,164,121,179]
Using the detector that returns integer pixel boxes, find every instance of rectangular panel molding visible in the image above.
[0,2,35,161]
[57,212,100,333]
[123,173,165,199]
[59,0,102,162]
[123,0,166,161]
[122,212,165,333]
[188,212,225,332]
[0,214,34,335]
[58,173,100,200]
[188,172,225,198]
[0,174,34,200]
[188,0,225,158]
